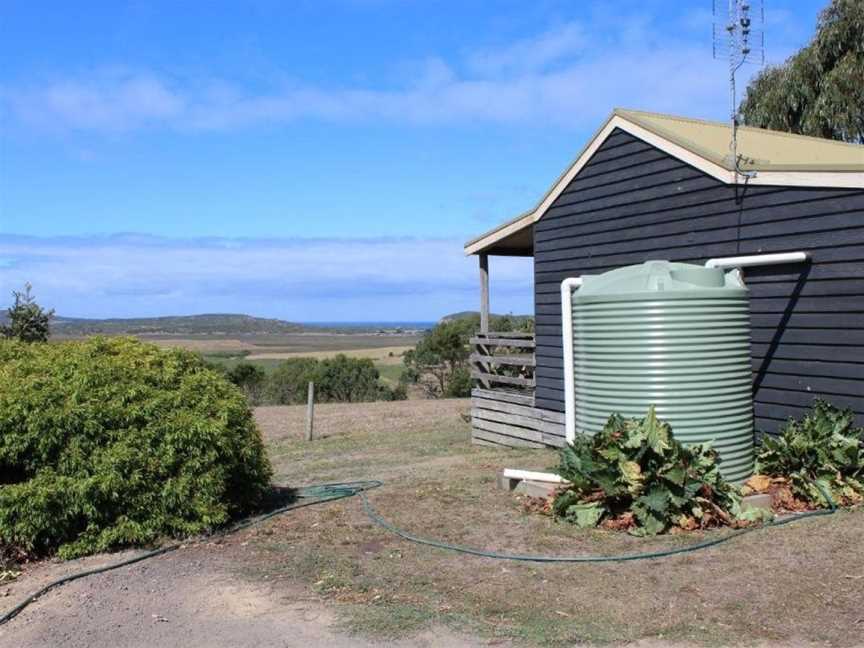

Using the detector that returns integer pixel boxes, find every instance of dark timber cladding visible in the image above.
[533,128,864,434]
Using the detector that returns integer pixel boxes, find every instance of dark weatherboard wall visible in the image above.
[533,128,864,434]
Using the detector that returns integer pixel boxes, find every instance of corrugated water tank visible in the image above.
[572,260,754,481]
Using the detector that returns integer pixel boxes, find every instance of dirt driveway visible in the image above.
[0,543,479,648]
[2,398,863,647]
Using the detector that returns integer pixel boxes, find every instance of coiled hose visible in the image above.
[0,479,838,627]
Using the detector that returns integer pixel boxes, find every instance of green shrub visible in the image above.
[403,322,470,398]
[553,407,756,535]
[314,355,382,402]
[404,315,533,398]
[264,355,402,404]
[266,357,319,404]
[227,362,267,405]
[378,383,408,402]
[0,337,272,558]
[443,366,471,398]
[757,400,864,507]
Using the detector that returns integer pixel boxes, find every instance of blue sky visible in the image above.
[0,0,825,320]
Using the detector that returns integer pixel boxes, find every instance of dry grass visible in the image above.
[244,400,864,647]
[246,345,411,364]
[149,334,421,355]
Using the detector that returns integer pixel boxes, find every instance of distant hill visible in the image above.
[47,313,308,337]
[19,314,429,338]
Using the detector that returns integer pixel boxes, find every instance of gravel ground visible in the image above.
[0,541,487,648]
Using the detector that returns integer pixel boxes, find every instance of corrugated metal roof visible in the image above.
[464,108,864,255]
[616,109,864,171]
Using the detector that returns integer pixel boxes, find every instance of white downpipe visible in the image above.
[561,277,583,444]
[705,251,809,269]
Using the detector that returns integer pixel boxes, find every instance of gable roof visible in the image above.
[464,108,864,256]
[621,109,864,172]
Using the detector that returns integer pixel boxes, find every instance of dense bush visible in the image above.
[264,355,405,405]
[553,407,759,535]
[314,354,383,402]
[443,366,472,398]
[757,400,864,507]
[403,314,534,398]
[265,358,318,404]
[0,337,272,558]
[403,322,470,398]
[226,362,267,404]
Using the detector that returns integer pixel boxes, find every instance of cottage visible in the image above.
[465,108,864,449]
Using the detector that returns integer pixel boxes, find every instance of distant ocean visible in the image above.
[304,321,436,330]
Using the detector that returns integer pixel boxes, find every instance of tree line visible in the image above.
[218,355,407,405]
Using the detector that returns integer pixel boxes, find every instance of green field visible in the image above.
[202,353,284,374]
[202,351,406,386]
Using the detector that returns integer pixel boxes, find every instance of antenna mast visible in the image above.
[713,0,765,180]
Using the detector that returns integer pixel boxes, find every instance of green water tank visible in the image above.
[572,260,754,481]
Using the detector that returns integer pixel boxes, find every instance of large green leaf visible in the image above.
[660,464,686,486]
[564,502,606,528]
[632,503,666,536]
[619,460,644,494]
[636,488,670,515]
[641,406,671,455]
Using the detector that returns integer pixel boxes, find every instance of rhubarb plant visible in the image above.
[553,407,757,535]
[757,400,864,507]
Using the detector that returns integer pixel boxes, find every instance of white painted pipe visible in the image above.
[705,251,808,269]
[560,277,583,444]
[501,468,569,484]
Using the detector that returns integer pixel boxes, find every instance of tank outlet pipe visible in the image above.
[704,251,809,269]
[561,277,583,443]
[501,468,569,484]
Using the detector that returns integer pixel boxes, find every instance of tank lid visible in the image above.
[577,261,746,297]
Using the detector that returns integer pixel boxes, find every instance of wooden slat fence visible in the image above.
[469,333,566,448]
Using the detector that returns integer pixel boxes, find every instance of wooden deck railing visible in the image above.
[469,331,566,448]
[469,331,536,392]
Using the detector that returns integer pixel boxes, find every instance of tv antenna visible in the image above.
[713,0,765,180]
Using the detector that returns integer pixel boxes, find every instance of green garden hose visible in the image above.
[0,479,839,627]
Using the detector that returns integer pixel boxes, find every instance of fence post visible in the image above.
[305,381,315,441]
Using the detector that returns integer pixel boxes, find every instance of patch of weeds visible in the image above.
[1,545,24,584]
[478,609,625,646]
[339,602,436,640]
[293,547,360,589]
[313,572,366,595]
[653,620,740,647]
[0,568,20,583]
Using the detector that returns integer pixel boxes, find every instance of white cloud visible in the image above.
[6,72,185,133]
[465,22,588,76]
[0,14,759,134]
[0,234,532,321]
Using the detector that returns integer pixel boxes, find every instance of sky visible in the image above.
[0,0,826,321]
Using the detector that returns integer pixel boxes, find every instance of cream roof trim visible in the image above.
[464,110,864,256]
